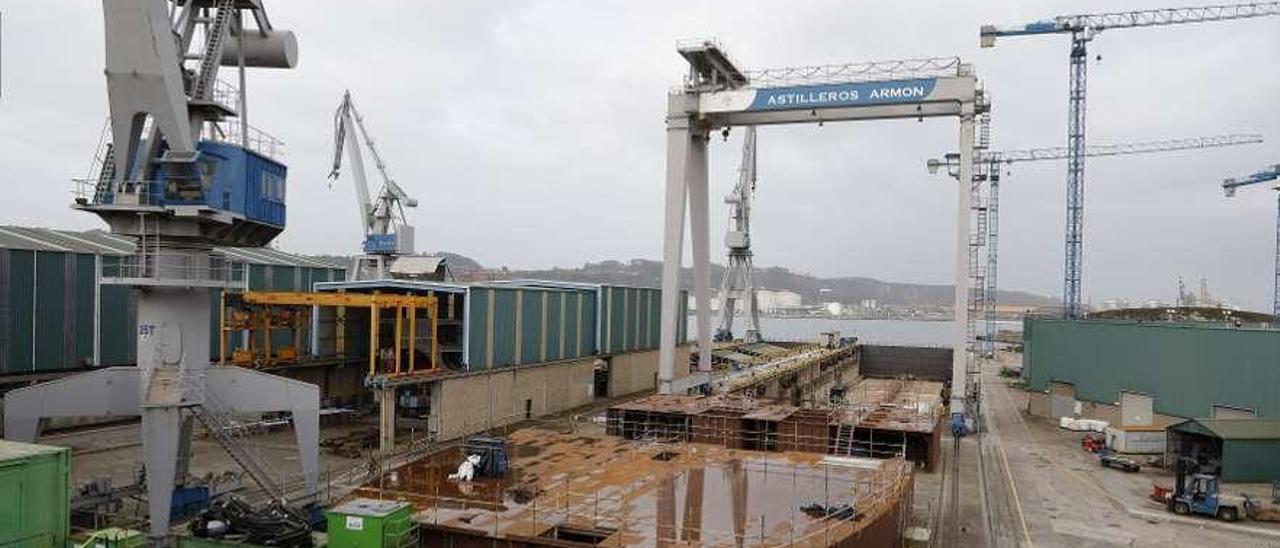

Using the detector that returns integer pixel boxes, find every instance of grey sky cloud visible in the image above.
[1,1,1278,310]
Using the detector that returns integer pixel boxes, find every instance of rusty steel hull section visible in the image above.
[359,428,913,547]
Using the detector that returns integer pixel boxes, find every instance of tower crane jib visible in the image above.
[980,2,1280,319]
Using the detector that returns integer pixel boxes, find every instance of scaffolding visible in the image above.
[605,384,943,471]
[220,291,439,379]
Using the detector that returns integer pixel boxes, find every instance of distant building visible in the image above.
[822,301,845,316]
[688,289,801,314]
[757,289,802,312]
[859,299,879,310]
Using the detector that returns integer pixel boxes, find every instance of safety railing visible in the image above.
[72,178,168,207]
[744,56,967,88]
[101,251,244,287]
[208,118,287,161]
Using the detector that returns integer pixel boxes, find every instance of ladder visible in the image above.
[192,0,237,100]
[93,144,117,204]
[192,389,286,500]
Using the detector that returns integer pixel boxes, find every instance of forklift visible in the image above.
[1168,457,1253,522]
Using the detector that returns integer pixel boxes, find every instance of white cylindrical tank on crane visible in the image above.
[220,29,299,69]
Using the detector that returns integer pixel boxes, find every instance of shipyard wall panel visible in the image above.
[1023,319,1280,419]
[466,286,599,370]
[492,288,517,368]
[599,286,663,354]
[73,254,95,367]
[99,283,135,366]
[33,252,67,370]
[467,289,489,369]
[546,292,563,361]
[581,291,597,357]
[1,250,36,373]
[519,289,542,365]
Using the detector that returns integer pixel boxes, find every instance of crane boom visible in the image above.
[1223,164,1280,196]
[930,134,1265,169]
[715,126,761,343]
[1222,164,1280,324]
[981,2,1280,44]
[980,4,1279,318]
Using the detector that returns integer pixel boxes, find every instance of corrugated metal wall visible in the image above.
[1022,319,1280,419]
[0,245,343,374]
[466,286,597,370]
[600,286,663,354]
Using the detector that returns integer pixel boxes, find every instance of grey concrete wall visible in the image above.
[608,346,691,397]
[432,345,689,441]
[1026,391,1183,428]
[859,345,953,381]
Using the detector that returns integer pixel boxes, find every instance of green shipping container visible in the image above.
[0,440,70,548]
[326,498,416,548]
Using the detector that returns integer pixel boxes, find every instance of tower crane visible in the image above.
[980,2,1280,319]
[930,133,1264,350]
[715,126,761,343]
[1222,163,1280,324]
[330,90,419,280]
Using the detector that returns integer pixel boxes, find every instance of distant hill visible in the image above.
[505,259,1057,308]
[304,253,1056,307]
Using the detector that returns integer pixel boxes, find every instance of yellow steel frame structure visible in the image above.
[220,291,439,378]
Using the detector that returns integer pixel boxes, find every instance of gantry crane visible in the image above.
[930,133,1264,349]
[715,126,761,343]
[1223,164,1280,325]
[980,2,1280,319]
[330,90,419,280]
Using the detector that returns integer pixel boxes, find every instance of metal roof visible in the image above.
[1170,418,1280,440]
[0,439,68,461]
[388,256,446,276]
[0,226,344,269]
[316,279,470,294]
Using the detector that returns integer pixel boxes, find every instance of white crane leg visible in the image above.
[688,132,713,373]
[658,119,692,393]
[952,113,975,420]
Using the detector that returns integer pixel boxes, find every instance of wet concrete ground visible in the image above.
[975,350,1280,548]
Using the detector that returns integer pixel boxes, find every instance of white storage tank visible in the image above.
[1105,425,1166,454]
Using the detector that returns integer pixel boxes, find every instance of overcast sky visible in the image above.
[2,1,1278,310]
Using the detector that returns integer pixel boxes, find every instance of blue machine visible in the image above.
[144,141,287,228]
[362,233,398,254]
[463,436,509,478]
[170,485,211,521]
[85,140,288,247]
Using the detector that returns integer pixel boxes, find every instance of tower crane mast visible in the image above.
[1222,164,1280,324]
[715,126,761,343]
[980,2,1280,319]
[330,90,419,279]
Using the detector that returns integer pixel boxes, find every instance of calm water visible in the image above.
[688,317,1022,347]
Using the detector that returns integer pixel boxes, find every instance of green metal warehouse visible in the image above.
[315,279,688,371]
[1022,319,1280,419]
[1166,418,1280,482]
[0,226,344,375]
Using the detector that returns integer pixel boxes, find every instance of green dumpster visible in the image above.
[325,498,416,548]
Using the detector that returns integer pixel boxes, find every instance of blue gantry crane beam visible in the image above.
[1223,164,1280,324]
[980,2,1280,319]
